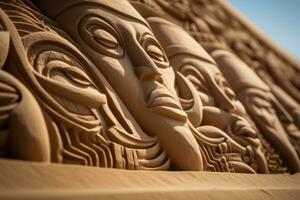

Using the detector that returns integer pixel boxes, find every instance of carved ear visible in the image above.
[0,31,10,68]
[175,71,203,127]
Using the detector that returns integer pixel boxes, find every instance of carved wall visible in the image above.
[0,0,299,175]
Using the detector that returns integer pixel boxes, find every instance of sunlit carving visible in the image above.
[145,17,267,173]
[33,0,204,170]
[212,50,300,173]
[0,0,298,176]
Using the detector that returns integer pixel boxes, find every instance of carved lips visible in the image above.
[147,86,187,122]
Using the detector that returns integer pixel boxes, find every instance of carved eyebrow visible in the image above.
[167,50,216,66]
[53,1,149,27]
[93,14,122,36]
[90,2,151,29]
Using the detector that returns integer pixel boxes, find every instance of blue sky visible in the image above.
[229,0,300,59]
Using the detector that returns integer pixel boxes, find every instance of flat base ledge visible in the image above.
[0,159,299,200]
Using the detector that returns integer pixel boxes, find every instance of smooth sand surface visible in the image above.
[0,159,299,200]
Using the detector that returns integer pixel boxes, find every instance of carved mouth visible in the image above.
[147,87,187,122]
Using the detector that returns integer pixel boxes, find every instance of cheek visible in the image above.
[162,67,175,83]
[93,55,134,86]
[97,56,142,98]
[102,56,126,75]
[161,67,176,93]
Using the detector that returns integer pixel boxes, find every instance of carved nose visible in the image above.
[135,66,163,83]
[212,85,235,111]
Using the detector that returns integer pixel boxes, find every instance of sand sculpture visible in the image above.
[0,0,299,177]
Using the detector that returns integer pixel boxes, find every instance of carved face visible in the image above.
[178,58,247,115]
[212,50,300,173]
[41,1,202,170]
[175,56,235,109]
[147,18,246,115]
[23,32,105,133]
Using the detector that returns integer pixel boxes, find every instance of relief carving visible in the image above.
[0,0,298,174]
[0,16,50,161]
[131,0,298,173]
[0,1,167,170]
[0,69,51,161]
[132,0,300,118]
[30,0,204,170]
[145,17,268,173]
[212,50,300,173]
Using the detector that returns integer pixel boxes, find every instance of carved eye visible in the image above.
[79,16,124,58]
[146,44,165,62]
[180,64,209,93]
[43,59,93,88]
[141,34,169,68]
[61,66,92,87]
[92,29,118,48]
[215,73,236,99]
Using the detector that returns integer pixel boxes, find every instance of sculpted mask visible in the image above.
[212,50,300,173]
[1,2,144,169]
[35,0,203,170]
[1,3,108,166]
[146,18,244,115]
[146,17,268,173]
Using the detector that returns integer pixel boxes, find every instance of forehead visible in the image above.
[81,5,152,36]
[170,52,220,74]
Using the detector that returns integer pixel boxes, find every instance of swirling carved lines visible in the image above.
[0,72,20,157]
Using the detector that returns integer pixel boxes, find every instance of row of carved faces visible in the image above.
[0,0,299,173]
[130,0,300,173]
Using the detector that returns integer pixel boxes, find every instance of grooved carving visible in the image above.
[0,0,298,174]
